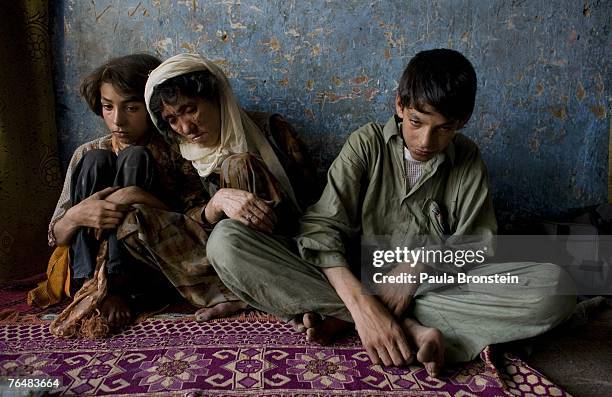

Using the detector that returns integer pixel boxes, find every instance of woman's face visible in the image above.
[100,83,150,145]
[160,94,221,147]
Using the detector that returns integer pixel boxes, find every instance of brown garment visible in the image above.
[50,241,110,338]
[247,112,319,212]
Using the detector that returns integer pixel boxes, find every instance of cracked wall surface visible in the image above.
[51,0,610,220]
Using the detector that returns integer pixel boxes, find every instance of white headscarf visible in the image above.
[144,53,250,178]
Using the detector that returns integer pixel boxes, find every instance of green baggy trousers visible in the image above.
[207,219,576,362]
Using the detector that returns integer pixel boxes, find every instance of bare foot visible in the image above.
[99,293,132,329]
[195,301,248,322]
[401,317,445,378]
[303,312,353,345]
[288,316,306,332]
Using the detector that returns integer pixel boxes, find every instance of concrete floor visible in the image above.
[523,298,612,397]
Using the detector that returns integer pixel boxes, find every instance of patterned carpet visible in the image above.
[0,278,570,396]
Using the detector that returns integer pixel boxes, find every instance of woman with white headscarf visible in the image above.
[145,53,316,236]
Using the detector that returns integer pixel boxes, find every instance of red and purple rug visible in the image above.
[0,278,570,396]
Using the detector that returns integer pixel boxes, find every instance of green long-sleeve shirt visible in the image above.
[296,116,497,273]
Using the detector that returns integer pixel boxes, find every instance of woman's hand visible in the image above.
[206,188,277,233]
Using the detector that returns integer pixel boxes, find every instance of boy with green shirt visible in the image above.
[207,49,575,377]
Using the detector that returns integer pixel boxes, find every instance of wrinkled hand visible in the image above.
[68,187,130,230]
[351,295,413,367]
[208,188,277,233]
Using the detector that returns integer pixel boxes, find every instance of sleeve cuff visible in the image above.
[303,250,348,268]
[48,217,61,247]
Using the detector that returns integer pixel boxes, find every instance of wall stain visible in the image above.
[285,28,300,38]
[529,136,540,153]
[311,44,321,56]
[590,104,605,119]
[528,126,546,154]
[594,73,604,97]
[307,27,324,37]
[181,41,195,52]
[230,20,247,30]
[217,30,229,42]
[95,4,112,23]
[154,37,173,54]
[128,2,142,17]
[315,91,352,104]
[486,122,500,139]
[576,82,586,100]
[305,80,314,91]
[583,2,590,17]
[364,87,379,101]
[331,76,342,86]
[551,106,567,120]
[352,75,370,85]
[304,108,315,120]
[384,31,404,48]
[535,83,543,95]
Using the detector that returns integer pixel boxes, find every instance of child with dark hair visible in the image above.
[206,49,576,376]
[47,54,244,337]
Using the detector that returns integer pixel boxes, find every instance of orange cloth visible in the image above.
[27,246,71,307]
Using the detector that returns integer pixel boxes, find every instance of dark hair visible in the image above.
[397,48,477,124]
[149,70,220,139]
[80,53,161,116]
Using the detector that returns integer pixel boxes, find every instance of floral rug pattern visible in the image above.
[0,316,569,396]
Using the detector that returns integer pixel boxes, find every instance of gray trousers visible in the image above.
[207,219,576,362]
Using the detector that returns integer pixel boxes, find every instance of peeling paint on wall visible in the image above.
[51,0,610,220]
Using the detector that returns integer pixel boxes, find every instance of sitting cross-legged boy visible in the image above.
[205,49,576,377]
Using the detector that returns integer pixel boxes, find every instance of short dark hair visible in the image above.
[149,70,220,139]
[397,48,477,124]
[80,53,161,116]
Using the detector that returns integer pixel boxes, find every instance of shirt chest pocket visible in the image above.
[422,198,449,238]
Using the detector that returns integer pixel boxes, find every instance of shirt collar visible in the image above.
[383,115,456,166]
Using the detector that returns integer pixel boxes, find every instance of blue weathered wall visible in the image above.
[51,0,610,221]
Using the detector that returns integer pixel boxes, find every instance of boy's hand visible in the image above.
[322,266,412,367]
[350,294,413,367]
